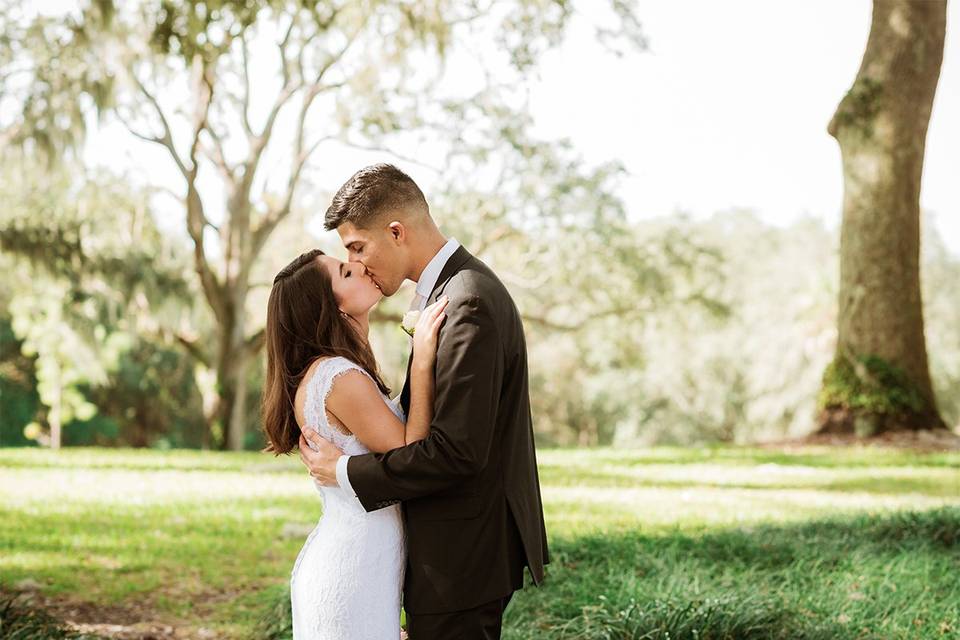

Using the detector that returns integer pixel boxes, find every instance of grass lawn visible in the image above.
[0,445,958,639]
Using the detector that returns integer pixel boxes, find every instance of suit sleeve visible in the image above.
[346,292,503,512]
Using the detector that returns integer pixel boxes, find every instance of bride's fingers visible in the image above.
[418,299,447,330]
[426,296,449,315]
[429,298,448,320]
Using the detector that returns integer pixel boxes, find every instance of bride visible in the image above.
[259,248,447,639]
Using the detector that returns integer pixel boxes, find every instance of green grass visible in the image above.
[503,507,960,639]
[0,445,958,639]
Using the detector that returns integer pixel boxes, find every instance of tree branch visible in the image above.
[239,31,253,137]
[245,20,367,261]
[201,123,235,183]
[186,54,214,180]
[148,326,211,367]
[249,134,333,259]
[120,68,224,320]
[151,183,187,207]
[174,56,226,323]
[175,332,211,366]
[244,328,265,358]
[129,73,190,179]
[115,111,164,146]
[334,138,443,173]
[474,224,520,256]
[519,300,660,333]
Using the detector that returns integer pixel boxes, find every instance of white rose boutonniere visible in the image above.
[401,310,420,337]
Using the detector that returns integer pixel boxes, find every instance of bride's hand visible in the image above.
[412,296,448,368]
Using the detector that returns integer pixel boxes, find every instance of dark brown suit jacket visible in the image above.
[346,245,549,614]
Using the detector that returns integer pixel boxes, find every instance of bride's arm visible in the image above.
[324,376,405,453]
[324,298,448,452]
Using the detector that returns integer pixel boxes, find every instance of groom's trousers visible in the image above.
[407,505,526,640]
[407,591,514,640]
[404,490,528,639]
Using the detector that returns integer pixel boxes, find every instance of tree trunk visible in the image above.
[212,286,253,452]
[817,0,947,436]
[50,360,62,450]
[226,353,249,451]
[212,363,237,451]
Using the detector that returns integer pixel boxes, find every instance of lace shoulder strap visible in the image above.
[302,356,376,449]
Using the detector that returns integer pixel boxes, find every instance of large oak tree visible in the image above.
[3,0,646,449]
[818,0,948,436]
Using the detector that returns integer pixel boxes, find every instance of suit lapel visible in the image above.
[423,244,470,306]
[400,348,414,415]
[399,245,473,414]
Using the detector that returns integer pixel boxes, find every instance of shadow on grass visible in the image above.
[549,446,960,469]
[255,506,958,640]
[0,447,310,476]
[0,456,298,476]
[537,466,960,497]
[4,444,959,475]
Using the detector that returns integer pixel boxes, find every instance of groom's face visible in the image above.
[336,220,408,297]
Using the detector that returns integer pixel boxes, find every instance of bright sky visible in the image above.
[74,0,958,256]
[525,0,959,253]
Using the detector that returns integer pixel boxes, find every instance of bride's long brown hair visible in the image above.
[260,249,391,455]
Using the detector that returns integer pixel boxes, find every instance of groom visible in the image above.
[298,163,549,639]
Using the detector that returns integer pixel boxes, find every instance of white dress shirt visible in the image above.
[335,237,461,501]
[412,237,461,311]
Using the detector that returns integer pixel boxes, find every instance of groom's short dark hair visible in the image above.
[324,163,429,231]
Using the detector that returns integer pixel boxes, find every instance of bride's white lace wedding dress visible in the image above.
[291,356,407,639]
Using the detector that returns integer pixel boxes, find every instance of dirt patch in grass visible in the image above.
[1,585,224,640]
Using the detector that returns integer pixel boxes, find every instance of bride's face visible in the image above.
[317,255,383,317]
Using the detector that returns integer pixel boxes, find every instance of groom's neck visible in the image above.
[409,229,448,283]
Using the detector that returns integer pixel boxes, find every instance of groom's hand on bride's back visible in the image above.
[298,428,343,486]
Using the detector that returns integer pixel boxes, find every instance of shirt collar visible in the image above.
[415,237,461,300]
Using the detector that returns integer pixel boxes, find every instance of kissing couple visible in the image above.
[260,163,550,639]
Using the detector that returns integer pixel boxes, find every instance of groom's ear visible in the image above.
[387,220,406,244]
